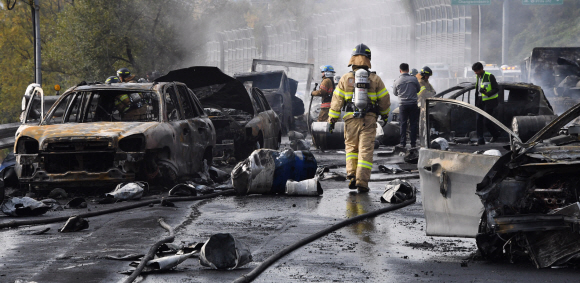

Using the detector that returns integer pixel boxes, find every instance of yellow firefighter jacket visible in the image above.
[328,58,390,121]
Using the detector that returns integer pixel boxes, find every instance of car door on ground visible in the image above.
[419,98,521,237]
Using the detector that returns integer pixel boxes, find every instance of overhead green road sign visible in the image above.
[522,0,563,4]
[451,0,490,5]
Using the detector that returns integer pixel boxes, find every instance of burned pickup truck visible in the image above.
[420,97,580,268]
[156,67,282,161]
[15,81,216,190]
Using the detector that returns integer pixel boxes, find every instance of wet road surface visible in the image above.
[2,142,580,282]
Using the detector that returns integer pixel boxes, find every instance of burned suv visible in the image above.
[15,82,216,190]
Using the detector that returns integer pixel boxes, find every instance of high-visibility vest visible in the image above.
[477,72,498,101]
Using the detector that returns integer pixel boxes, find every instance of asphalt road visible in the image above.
[2,142,580,282]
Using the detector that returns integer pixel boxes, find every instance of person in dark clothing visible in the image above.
[393,63,421,148]
[472,62,501,145]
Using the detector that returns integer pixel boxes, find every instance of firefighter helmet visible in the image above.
[320,65,335,78]
[410,68,419,76]
[106,76,120,83]
[421,66,433,77]
[117,68,131,79]
[352,43,371,60]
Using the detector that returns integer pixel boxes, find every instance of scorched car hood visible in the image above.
[156,66,254,114]
[17,122,159,146]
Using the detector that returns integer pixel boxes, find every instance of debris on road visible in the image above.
[380,179,416,203]
[106,182,146,201]
[379,164,407,174]
[129,253,194,272]
[1,196,50,216]
[209,166,229,183]
[430,137,449,151]
[168,183,197,196]
[40,198,63,211]
[231,149,317,195]
[404,148,419,164]
[47,188,68,199]
[65,197,87,209]
[18,227,50,235]
[285,178,323,196]
[105,254,145,261]
[199,233,252,270]
[58,215,89,232]
[290,139,311,151]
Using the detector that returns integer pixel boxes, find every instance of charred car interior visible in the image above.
[15,82,216,190]
[420,97,580,268]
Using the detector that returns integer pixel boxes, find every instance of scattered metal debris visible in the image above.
[47,188,68,199]
[106,182,146,201]
[430,137,449,151]
[168,183,197,196]
[231,149,317,195]
[58,215,89,232]
[199,233,252,270]
[18,227,50,235]
[40,198,63,211]
[379,164,407,174]
[65,197,87,209]
[380,179,416,203]
[285,179,323,196]
[1,196,50,216]
[209,166,229,183]
[105,254,145,261]
[136,253,194,272]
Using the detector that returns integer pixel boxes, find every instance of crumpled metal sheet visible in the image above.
[145,253,194,271]
[106,182,145,200]
[380,179,416,203]
[58,215,89,232]
[1,197,50,216]
[379,164,406,174]
[199,233,252,270]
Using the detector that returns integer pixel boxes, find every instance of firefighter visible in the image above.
[328,44,390,193]
[472,62,500,145]
[105,76,120,83]
[114,92,146,121]
[311,65,335,122]
[117,67,137,83]
[416,66,436,108]
[410,68,419,77]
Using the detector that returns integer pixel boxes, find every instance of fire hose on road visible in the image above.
[233,196,416,283]
[0,189,236,229]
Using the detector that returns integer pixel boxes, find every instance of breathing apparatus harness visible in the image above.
[343,68,378,118]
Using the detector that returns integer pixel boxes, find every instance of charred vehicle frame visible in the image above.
[155,66,282,161]
[15,81,216,190]
[420,97,580,268]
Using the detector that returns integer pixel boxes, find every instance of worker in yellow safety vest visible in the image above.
[472,62,500,145]
[328,43,391,193]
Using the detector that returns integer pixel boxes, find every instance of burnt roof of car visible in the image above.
[74,82,160,91]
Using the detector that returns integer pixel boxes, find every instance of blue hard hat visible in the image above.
[320,65,335,72]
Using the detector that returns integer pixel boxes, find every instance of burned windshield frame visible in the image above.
[42,90,160,125]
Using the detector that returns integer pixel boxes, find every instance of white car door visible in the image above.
[419,98,522,237]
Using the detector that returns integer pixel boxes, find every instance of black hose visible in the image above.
[123,218,175,283]
[0,189,235,229]
[233,196,416,283]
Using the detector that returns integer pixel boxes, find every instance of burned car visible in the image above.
[234,70,300,133]
[15,82,216,190]
[156,67,281,161]
[383,82,555,146]
[420,97,580,268]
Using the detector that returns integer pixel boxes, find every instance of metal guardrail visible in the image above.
[0,122,20,150]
